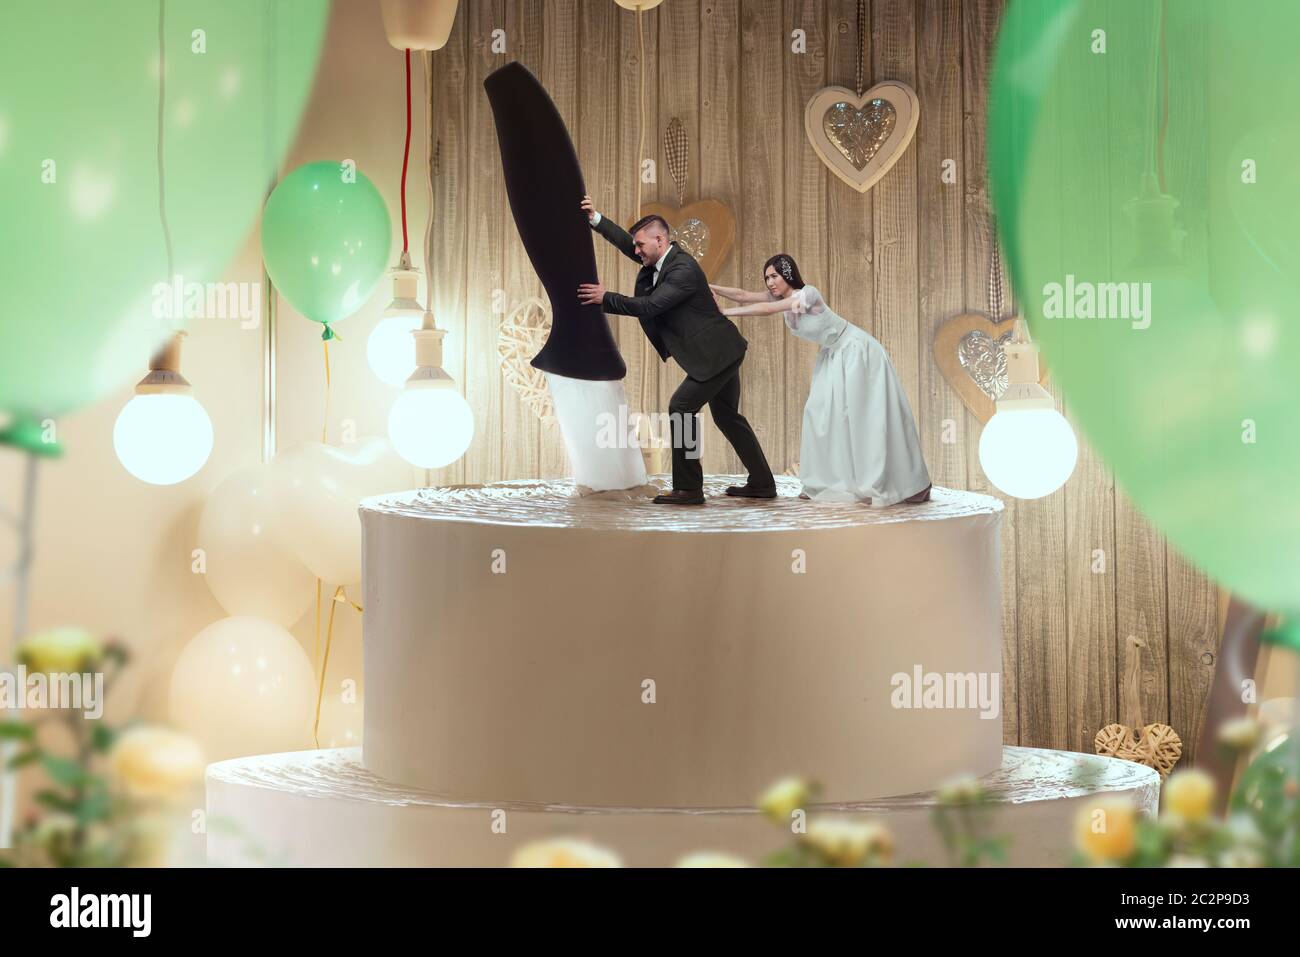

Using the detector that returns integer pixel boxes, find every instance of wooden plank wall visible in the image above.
[426,0,1220,760]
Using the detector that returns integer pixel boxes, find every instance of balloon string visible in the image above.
[312,578,321,672]
[321,338,331,444]
[313,585,363,748]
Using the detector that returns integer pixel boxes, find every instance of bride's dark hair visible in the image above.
[763,253,805,290]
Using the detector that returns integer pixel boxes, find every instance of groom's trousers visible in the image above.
[668,354,776,492]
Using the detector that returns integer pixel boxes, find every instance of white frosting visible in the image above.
[205,746,1160,866]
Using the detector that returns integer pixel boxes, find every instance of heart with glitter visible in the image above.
[636,199,735,280]
[824,98,896,170]
[932,313,1051,424]
[805,82,919,193]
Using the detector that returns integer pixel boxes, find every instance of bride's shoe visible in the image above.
[903,483,932,504]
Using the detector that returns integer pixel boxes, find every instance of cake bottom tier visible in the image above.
[206,746,1159,867]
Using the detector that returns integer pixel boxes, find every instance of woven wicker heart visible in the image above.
[804,82,919,193]
[933,313,1052,424]
[1095,722,1183,778]
[496,297,554,422]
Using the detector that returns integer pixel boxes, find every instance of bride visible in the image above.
[711,254,932,506]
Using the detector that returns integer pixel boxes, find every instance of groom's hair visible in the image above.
[629,214,671,238]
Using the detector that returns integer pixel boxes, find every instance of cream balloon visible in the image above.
[198,465,315,627]
[270,437,415,585]
[169,616,316,762]
[316,685,364,749]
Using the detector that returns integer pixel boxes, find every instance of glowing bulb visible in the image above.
[978,407,1077,500]
[367,314,423,386]
[113,393,213,485]
[388,387,474,468]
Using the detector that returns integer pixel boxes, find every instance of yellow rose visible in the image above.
[1163,769,1216,824]
[1216,717,1262,753]
[16,627,102,676]
[110,726,206,801]
[675,852,750,868]
[936,773,984,805]
[804,817,894,867]
[758,776,812,824]
[1074,797,1138,863]
[510,837,622,868]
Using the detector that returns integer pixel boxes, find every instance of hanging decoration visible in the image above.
[932,235,1050,424]
[1094,638,1183,778]
[804,0,919,193]
[638,116,736,281]
[387,50,475,469]
[497,297,557,423]
[379,0,460,51]
[113,1,214,487]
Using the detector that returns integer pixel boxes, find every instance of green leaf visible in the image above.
[0,721,35,741]
[76,789,112,825]
[7,749,40,770]
[90,724,116,753]
[34,790,78,813]
[40,754,89,788]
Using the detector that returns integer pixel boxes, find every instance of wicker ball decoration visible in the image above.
[496,296,555,423]
[1095,722,1183,778]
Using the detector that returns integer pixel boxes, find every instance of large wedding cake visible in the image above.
[206,475,1159,866]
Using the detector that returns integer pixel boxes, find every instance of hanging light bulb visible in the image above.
[114,332,214,485]
[978,320,1077,500]
[367,252,424,386]
[388,312,474,468]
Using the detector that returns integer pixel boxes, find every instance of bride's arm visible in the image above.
[709,283,769,304]
[722,294,800,317]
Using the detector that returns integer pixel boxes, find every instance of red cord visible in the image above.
[400,48,411,253]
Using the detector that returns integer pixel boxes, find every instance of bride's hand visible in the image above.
[789,292,807,316]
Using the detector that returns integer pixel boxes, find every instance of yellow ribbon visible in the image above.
[313,584,363,749]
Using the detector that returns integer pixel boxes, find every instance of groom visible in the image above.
[578,196,775,504]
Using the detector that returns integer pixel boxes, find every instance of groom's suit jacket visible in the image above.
[593,216,748,382]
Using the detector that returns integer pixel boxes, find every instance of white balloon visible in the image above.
[316,686,364,749]
[270,437,415,585]
[169,616,316,762]
[198,465,315,627]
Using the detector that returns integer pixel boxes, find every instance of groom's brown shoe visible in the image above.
[653,489,706,505]
[725,483,777,499]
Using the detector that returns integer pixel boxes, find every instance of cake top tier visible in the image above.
[361,475,1002,533]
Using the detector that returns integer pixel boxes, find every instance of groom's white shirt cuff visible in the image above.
[590,211,602,225]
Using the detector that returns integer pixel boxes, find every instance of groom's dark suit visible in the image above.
[593,215,775,492]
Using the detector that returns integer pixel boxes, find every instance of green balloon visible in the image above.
[260,161,392,338]
[0,1,328,419]
[991,0,1300,614]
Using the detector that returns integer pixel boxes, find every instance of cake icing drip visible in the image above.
[361,475,1002,533]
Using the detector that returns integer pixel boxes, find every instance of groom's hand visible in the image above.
[577,281,605,305]
[580,194,598,223]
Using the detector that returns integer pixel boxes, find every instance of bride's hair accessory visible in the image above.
[763,252,805,290]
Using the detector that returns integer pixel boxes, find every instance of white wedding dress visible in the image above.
[785,285,931,506]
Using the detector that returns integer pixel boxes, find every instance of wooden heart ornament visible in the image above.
[1095,723,1183,778]
[637,199,735,281]
[804,82,920,193]
[932,313,1052,424]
